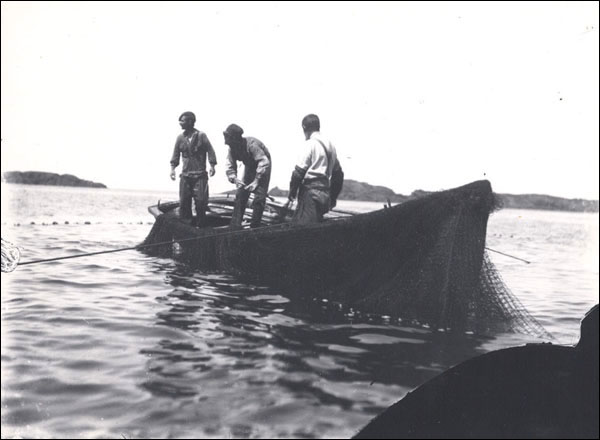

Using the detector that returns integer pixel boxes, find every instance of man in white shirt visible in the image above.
[283,114,344,224]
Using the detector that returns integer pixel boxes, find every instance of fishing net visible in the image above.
[1,238,22,273]
[142,180,550,337]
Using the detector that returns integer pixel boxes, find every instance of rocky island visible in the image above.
[3,171,107,188]
[269,179,599,213]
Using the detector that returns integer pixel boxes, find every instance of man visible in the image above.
[283,114,344,224]
[170,111,217,226]
[223,124,271,228]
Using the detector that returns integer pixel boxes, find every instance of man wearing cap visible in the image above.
[283,114,344,224]
[170,111,217,226]
[223,124,271,228]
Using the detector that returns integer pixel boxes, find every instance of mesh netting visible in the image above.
[1,238,21,273]
[142,180,549,337]
[478,253,550,336]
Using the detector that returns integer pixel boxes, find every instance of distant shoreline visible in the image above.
[3,173,597,213]
[3,171,106,189]
[269,180,599,213]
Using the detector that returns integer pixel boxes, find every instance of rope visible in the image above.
[485,247,531,264]
[5,192,531,269]
[10,223,290,268]
[8,228,531,270]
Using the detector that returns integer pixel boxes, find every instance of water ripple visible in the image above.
[2,187,597,438]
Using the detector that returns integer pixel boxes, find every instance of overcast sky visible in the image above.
[2,1,598,199]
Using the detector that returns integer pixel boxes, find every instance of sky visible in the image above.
[1,1,598,199]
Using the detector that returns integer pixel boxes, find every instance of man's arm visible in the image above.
[281,165,307,212]
[288,166,307,201]
[286,142,313,202]
[170,138,181,180]
[250,144,271,182]
[330,158,344,208]
[203,133,217,177]
[244,143,271,191]
[225,149,238,184]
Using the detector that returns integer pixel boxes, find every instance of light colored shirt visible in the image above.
[225,136,271,182]
[170,129,217,177]
[295,132,340,182]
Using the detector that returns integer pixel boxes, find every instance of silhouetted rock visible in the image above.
[269,179,409,203]
[268,180,598,212]
[498,193,598,213]
[3,171,106,188]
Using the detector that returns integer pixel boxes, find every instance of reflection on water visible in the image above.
[130,261,517,438]
[1,185,597,438]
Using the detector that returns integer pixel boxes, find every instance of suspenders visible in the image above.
[315,138,332,176]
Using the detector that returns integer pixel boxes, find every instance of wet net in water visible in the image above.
[1,238,21,273]
[142,180,550,337]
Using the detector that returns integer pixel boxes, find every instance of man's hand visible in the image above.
[244,179,259,192]
[209,166,216,177]
[170,170,176,181]
[282,198,293,211]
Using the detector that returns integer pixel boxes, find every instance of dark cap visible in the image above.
[179,111,196,123]
[223,123,244,139]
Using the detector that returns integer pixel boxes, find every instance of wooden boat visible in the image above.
[143,180,546,334]
[354,305,599,439]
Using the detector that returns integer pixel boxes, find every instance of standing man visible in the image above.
[170,111,217,226]
[223,124,271,228]
[283,114,344,224]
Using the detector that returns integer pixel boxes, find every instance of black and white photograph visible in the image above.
[1,2,598,438]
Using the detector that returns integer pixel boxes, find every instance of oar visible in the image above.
[484,247,531,264]
[1,220,296,272]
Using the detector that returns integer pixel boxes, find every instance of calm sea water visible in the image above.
[1,184,598,438]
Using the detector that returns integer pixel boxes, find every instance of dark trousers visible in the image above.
[179,175,208,225]
[292,182,330,225]
[230,169,271,228]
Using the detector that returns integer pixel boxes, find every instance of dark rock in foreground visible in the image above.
[3,171,106,188]
[354,304,599,439]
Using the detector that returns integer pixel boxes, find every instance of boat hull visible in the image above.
[142,180,545,334]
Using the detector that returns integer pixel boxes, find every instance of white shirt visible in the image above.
[295,132,338,181]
